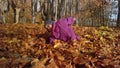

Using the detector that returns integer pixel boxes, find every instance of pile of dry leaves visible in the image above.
[0,24,120,68]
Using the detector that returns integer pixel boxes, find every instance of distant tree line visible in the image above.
[0,0,119,27]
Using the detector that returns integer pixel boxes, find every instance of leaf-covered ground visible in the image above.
[0,24,120,68]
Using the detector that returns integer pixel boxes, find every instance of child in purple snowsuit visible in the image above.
[50,17,80,43]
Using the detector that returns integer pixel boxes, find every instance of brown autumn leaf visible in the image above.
[32,57,49,68]
[54,51,65,61]
[73,57,80,64]
[31,58,39,66]
[53,40,62,48]
[103,59,111,65]
[0,58,10,68]
[116,56,120,59]
[46,59,59,68]
[54,43,62,48]
[65,63,73,68]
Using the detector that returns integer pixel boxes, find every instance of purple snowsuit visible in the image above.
[50,17,80,43]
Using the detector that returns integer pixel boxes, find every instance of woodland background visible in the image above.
[0,0,120,26]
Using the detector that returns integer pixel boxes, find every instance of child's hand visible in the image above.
[73,18,76,21]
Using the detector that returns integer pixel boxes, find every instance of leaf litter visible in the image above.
[0,24,120,68]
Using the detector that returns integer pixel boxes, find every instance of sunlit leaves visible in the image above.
[0,24,119,68]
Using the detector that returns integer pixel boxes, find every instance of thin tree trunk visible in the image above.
[32,0,36,23]
[60,0,65,18]
[117,0,120,27]
[64,0,66,17]
[54,0,58,20]
[0,0,9,23]
[15,8,21,23]
[2,12,6,23]
[70,0,73,16]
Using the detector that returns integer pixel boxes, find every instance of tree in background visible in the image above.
[0,0,9,23]
[117,0,120,27]
[31,0,36,23]
[11,0,25,23]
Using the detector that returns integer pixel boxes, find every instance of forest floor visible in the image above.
[0,24,120,68]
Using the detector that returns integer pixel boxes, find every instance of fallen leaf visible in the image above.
[32,57,49,68]
[46,59,59,68]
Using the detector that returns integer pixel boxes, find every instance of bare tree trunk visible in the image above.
[32,0,36,23]
[44,0,48,14]
[54,0,58,20]
[59,0,65,18]
[57,0,61,19]
[15,8,21,23]
[0,0,9,23]
[63,0,66,17]
[117,0,120,27]
[1,12,6,23]
[11,0,23,23]
[65,0,68,16]
[40,0,45,20]
[70,0,72,16]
